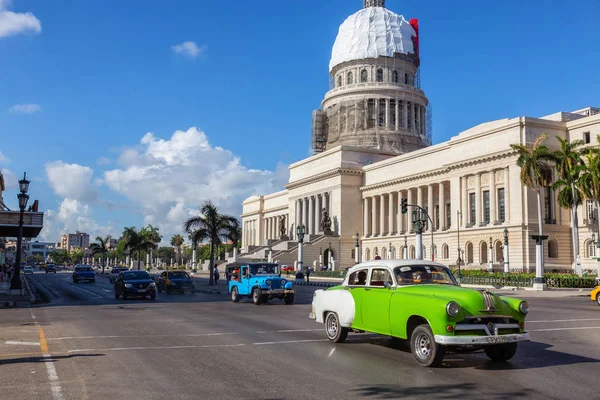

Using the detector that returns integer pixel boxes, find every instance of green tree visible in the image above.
[115,240,127,261]
[551,136,585,269]
[89,235,112,274]
[122,227,152,270]
[184,201,238,285]
[157,246,175,265]
[170,234,185,265]
[50,250,69,264]
[225,220,242,258]
[70,248,84,265]
[141,225,161,268]
[510,134,555,280]
[579,141,600,265]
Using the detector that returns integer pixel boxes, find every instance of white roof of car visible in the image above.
[346,260,449,275]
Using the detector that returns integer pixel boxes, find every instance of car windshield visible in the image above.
[76,267,93,272]
[394,265,457,286]
[123,271,150,280]
[167,272,189,279]
[249,264,279,275]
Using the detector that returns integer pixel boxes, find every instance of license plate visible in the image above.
[487,336,509,344]
[137,289,147,293]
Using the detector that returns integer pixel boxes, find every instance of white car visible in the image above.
[23,266,34,274]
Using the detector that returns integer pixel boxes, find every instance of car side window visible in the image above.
[347,269,369,286]
[160,272,166,279]
[369,268,393,287]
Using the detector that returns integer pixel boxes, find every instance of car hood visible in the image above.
[123,279,153,285]
[397,284,516,316]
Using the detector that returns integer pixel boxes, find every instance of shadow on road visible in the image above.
[0,353,104,366]
[350,383,534,399]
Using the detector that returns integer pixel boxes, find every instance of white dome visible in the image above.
[329,7,416,72]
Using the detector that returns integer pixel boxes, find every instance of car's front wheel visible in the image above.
[484,343,518,362]
[252,288,262,305]
[410,324,446,367]
[325,312,348,343]
[231,287,240,303]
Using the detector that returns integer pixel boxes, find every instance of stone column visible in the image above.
[403,101,408,129]
[363,198,369,237]
[316,194,322,233]
[395,99,400,130]
[475,173,481,226]
[385,98,390,129]
[461,176,468,227]
[379,194,385,236]
[427,184,434,232]
[417,186,423,210]
[439,182,445,230]
[489,170,496,224]
[308,195,314,235]
[388,192,395,235]
[407,188,414,231]
[364,99,368,129]
[371,196,378,237]
[398,190,405,233]
[303,198,309,230]
[505,166,510,223]
[416,106,421,135]
[295,200,301,229]
[375,98,380,127]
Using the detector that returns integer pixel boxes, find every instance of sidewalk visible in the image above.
[0,277,36,305]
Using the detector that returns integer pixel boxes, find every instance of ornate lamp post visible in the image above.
[352,232,360,264]
[10,173,30,291]
[456,210,462,279]
[412,209,427,260]
[267,243,273,263]
[488,236,494,272]
[403,234,408,260]
[296,224,305,279]
[503,228,510,275]
[593,233,600,278]
[388,242,392,260]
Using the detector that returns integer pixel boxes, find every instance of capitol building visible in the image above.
[240,0,600,272]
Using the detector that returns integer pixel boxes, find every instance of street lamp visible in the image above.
[296,224,305,279]
[488,236,493,272]
[456,210,462,279]
[10,173,30,291]
[503,228,510,275]
[389,242,392,260]
[403,234,408,260]
[352,232,360,264]
[267,243,273,263]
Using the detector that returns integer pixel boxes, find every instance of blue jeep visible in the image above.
[228,263,294,305]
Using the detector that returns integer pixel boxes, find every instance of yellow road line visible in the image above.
[38,326,49,353]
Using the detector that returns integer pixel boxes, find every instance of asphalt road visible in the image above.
[1,271,599,400]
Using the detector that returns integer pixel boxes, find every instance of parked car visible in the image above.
[109,267,129,283]
[281,265,294,273]
[114,270,156,300]
[309,260,530,367]
[72,265,95,283]
[46,264,57,273]
[23,266,34,274]
[228,263,294,305]
[157,271,195,294]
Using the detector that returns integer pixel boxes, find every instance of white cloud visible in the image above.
[0,151,9,164]
[39,199,112,242]
[104,126,288,239]
[1,168,16,189]
[0,1,41,39]
[8,103,40,114]
[96,156,111,166]
[171,41,206,59]
[45,161,99,201]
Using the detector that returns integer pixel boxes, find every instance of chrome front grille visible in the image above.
[479,290,496,312]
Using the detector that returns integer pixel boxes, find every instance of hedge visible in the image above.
[455,270,599,288]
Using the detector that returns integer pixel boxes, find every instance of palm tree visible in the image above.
[510,134,555,281]
[69,248,84,265]
[184,201,238,285]
[123,227,152,270]
[170,234,185,266]
[141,225,161,269]
[551,136,585,270]
[89,235,112,274]
[580,141,600,268]
[225,220,242,260]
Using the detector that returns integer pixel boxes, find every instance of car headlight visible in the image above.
[266,280,272,285]
[519,301,529,314]
[124,284,132,288]
[149,282,155,287]
[446,301,460,317]
[281,279,287,285]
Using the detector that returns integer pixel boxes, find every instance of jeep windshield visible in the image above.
[394,265,457,286]
[249,264,279,275]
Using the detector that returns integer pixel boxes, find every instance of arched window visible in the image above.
[466,242,473,264]
[423,246,426,260]
[377,68,383,82]
[548,240,559,259]
[347,72,353,85]
[586,240,597,258]
[480,241,488,264]
[409,246,415,259]
[495,241,504,262]
[337,75,342,87]
[361,69,368,82]
[392,70,399,83]
[382,247,387,260]
[432,245,437,260]
[374,247,379,259]
[404,73,409,84]
[390,247,396,259]
[442,244,449,260]
[365,248,371,261]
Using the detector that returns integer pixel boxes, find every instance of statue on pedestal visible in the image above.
[320,209,333,236]
[279,215,289,240]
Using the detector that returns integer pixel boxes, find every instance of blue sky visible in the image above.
[1,0,599,244]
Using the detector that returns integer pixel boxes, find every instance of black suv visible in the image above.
[114,270,156,300]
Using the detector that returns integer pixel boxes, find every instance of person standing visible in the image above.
[305,267,311,283]
[213,264,220,285]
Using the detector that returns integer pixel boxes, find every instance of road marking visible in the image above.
[48,332,238,341]
[253,339,329,346]
[5,341,40,346]
[69,285,103,299]
[102,289,111,293]
[530,326,600,332]
[528,318,600,323]
[67,343,246,353]
[30,310,64,400]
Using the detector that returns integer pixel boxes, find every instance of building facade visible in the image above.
[60,232,90,251]
[240,1,600,272]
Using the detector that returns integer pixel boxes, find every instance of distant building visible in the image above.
[28,241,56,261]
[61,232,90,251]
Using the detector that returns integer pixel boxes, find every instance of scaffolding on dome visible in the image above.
[426,103,433,146]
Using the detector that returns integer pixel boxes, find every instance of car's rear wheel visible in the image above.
[284,294,294,305]
[410,324,446,367]
[484,343,518,362]
[231,287,240,303]
[325,312,348,343]
[596,295,600,306]
[252,288,262,305]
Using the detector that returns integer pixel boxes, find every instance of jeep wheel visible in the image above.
[252,288,262,305]
[284,294,294,305]
[325,312,348,343]
[484,343,518,362]
[410,324,446,367]
[231,287,240,303]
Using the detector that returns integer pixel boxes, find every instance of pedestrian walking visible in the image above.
[306,267,311,283]
[213,265,220,285]
[7,265,13,281]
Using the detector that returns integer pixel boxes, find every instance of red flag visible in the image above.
[409,18,420,67]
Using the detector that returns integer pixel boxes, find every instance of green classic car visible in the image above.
[309,260,530,367]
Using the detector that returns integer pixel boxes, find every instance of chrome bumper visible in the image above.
[434,332,530,346]
[265,289,294,295]
[309,312,316,320]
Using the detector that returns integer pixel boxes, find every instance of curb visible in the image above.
[22,277,37,304]
[27,277,52,303]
